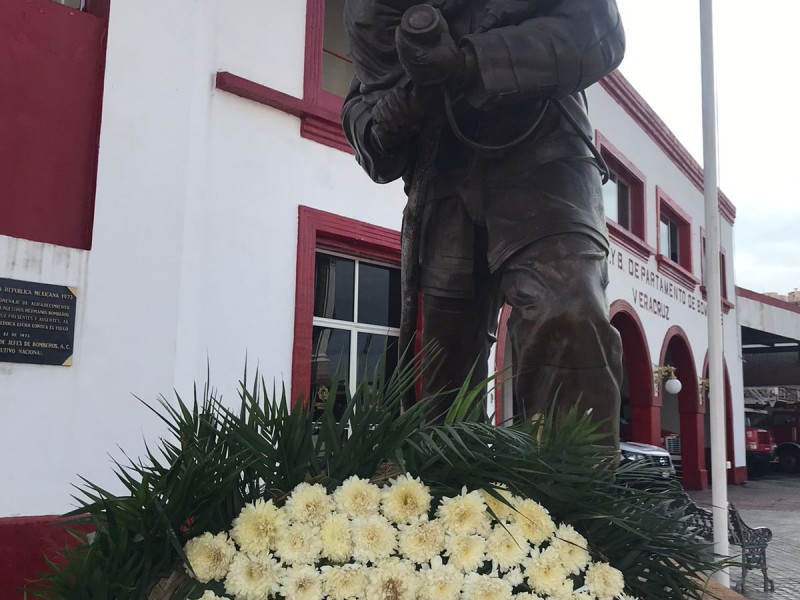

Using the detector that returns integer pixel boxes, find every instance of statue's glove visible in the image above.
[395,11,467,88]
[370,84,426,154]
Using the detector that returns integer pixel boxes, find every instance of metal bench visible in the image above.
[684,498,775,593]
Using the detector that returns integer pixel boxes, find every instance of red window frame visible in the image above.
[656,186,697,289]
[291,206,401,407]
[699,228,733,313]
[595,131,651,259]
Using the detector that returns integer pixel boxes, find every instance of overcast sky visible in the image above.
[614,0,800,295]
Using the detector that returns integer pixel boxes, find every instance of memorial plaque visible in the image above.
[0,278,77,366]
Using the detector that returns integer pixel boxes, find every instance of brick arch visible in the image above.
[610,300,659,445]
[659,326,707,490]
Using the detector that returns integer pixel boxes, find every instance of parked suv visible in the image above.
[620,441,677,479]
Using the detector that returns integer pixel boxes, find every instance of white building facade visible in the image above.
[0,0,744,520]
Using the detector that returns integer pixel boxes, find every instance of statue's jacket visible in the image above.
[341,0,625,296]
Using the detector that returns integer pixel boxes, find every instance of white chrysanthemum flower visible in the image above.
[435,489,490,536]
[485,523,529,572]
[230,498,285,554]
[322,564,369,600]
[335,476,382,518]
[513,594,545,600]
[381,474,432,524]
[505,566,525,588]
[481,487,515,522]
[511,498,556,545]
[419,560,463,600]
[398,518,445,564]
[321,512,354,562]
[284,482,333,526]
[443,534,486,573]
[275,522,323,564]
[281,564,323,600]
[584,562,625,600]
[461,572,513,600]
[523,547,570,597]
[183,532,236,583]
[570,592,593,600]
[199,592,230,600]
[366,559,420,600]
[351,514,397,563]
[550,524,591,575]
[617,594,640,600]
[223,551,282,600]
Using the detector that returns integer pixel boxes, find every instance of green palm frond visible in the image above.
[31,357,727,600]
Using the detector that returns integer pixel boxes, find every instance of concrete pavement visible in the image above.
[689,472,800,600]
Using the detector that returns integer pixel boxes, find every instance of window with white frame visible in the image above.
[311,251,400,416]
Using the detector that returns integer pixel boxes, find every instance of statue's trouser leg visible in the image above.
[500,233,623,448]
[420,256,502,423]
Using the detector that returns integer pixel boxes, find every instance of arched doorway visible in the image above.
[660,327,706,490]
[610,301,658,445]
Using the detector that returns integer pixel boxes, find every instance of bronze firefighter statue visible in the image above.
[341,0,626,446]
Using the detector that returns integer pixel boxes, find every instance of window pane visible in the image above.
[617,180,631,230]
[311,326,350,417]
[314,253,355,321]
[358,263,401,327]
[322,0,354,97]
[602,176,619,223]
[356,333,399,385]
[660,218,671,257]
[669,222,680,263]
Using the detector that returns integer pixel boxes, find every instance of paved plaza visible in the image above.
[689,472,800,600]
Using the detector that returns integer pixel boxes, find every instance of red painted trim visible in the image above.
[606,220,653,261]
[610,300,660,445]
[736,286,800,316]
[494,304,512,425]
[291,206,401,406]
[655,186,698,288]
[659,326,707,490]
[731,466,748,485]
[0,515,94,599]
[595,130,649,248]
[600,71,736,224]
[85,0,110,19]
[215,71,352,154]
[303,0,325,105]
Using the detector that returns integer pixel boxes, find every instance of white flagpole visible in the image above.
[699,0,729,586]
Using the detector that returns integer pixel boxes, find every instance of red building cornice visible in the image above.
[599,70,736,224]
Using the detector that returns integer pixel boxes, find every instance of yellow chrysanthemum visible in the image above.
[230,498,285,554]
[321,512,354,563]
[183,532,236,583]
[281,564,323,600]
[223,551,282,600]
[485,523,529,571]
[284,482,333,526]
[481,487,515,522]
[435,490,490,536]
[461,572,513,600]
[334,476,382,518]
[398,518,445,564]
[550,523,590,575]
[381,474,432,524]
[420,561,463,600]
[523,547,571,597]
[275,522,323,565]
[351,514,397,563]
[584,561,625,600]
[365,559,420,600]
[322,564,369,600]
[444,534,486,573]
[511,498,556,545]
